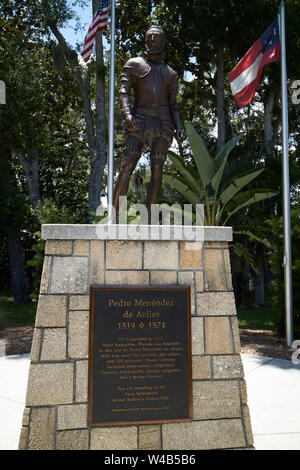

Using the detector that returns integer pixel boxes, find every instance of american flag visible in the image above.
[81,0,109,63]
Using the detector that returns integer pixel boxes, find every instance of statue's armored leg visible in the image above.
[113,135,142,216]
[147,137,169,221]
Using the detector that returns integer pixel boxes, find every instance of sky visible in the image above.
[61,2,93,49]
[61,1,110,57]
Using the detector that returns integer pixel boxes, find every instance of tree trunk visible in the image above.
[241,261,250,308]
[261,90,275,306]
[1,147,31,304]
[89,0,107,221]
[254,253,265,307]
[16,149,40,209]
[7,230,31,304]
[216,45,225,152]
[254,245,266,307]
[233,260,250,308]
[264,91,275,154]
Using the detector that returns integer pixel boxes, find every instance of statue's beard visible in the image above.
[146,43,163,53]
[145,45,165,62]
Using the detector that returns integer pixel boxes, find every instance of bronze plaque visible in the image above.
[88,286,192,427]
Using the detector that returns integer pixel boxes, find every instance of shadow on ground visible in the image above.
[239,328,294,361]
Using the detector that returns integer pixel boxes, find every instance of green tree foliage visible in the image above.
[0,0,88,212]
[0,0,89,303]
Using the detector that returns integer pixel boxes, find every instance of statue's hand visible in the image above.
[175,127,185,145]
[125,115,137,133]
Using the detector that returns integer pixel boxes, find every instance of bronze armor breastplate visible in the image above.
[133,65,171,107]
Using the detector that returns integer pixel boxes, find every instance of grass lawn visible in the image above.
[236,290,280,331]
[1,291,296,336]
[237,288,300,338]
[0,295,37,326]
[237,304,280,330]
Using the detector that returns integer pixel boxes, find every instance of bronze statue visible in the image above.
[113,25,184,220]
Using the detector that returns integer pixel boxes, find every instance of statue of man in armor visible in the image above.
[113,25,184,219]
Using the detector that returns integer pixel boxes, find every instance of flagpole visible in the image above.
[108,0,116,222]
[280,0,293,346]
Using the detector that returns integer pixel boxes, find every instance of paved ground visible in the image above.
[0,353,300,450]
[0,354,30,451]
[243,354,300,450]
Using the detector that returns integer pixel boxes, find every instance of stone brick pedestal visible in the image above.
[19,225,253,450]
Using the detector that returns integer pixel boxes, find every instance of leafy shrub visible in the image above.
[266,205,300,336]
